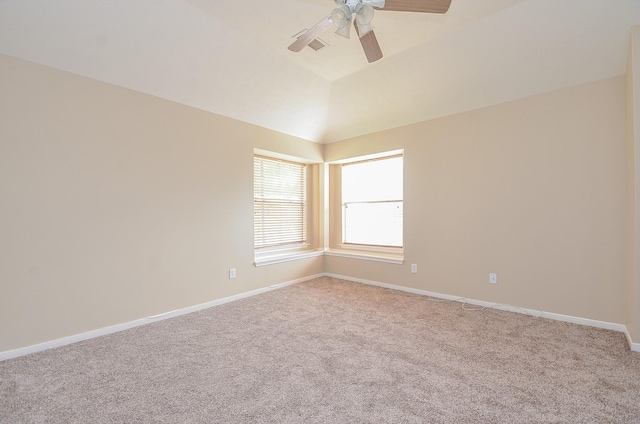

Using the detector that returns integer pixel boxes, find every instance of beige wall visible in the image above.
[627,26,640,344]
[0,54,323,352]
[0,52,634,353]
[325,76,629,325]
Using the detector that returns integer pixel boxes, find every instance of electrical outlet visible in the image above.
[411,264,418,274]
[229,268,236,279]
[489,273,497,284]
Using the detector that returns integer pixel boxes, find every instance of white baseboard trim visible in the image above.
[0,273,323,362]
[323,273,637,351]
[4,272,638,360]
[624,328,640,352]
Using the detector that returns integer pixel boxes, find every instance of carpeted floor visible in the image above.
[1,277,639,423]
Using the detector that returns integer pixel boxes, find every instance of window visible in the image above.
[341,154,403,248]
[254,155,307,250]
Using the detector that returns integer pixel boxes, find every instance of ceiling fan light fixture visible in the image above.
[331,5,352,28]
[289,0,451,63]
[335,22,352,39]
[331,5,352,38]
[355,4,375,37]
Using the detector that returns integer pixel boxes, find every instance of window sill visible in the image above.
[255,246,404,267]
[325,247,404,265]
[254,249,324,267]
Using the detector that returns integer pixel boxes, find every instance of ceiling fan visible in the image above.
[288,0,451,63]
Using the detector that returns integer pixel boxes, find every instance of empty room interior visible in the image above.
[2,0,640,421]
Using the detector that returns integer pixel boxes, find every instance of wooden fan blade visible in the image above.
[288,14,334,52]
[354,21,383,63]
[376,0,451,13]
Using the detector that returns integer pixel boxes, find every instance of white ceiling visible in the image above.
[1,0,639,143]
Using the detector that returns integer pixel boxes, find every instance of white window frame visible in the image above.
[253,150,322,266]
[327,150,404,264]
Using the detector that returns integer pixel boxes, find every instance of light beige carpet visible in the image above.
[1,277,639,423]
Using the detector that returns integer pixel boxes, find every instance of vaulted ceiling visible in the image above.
[1,0,639,143]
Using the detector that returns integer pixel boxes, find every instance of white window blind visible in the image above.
[254,155,307,249]
[342,155,403,247]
